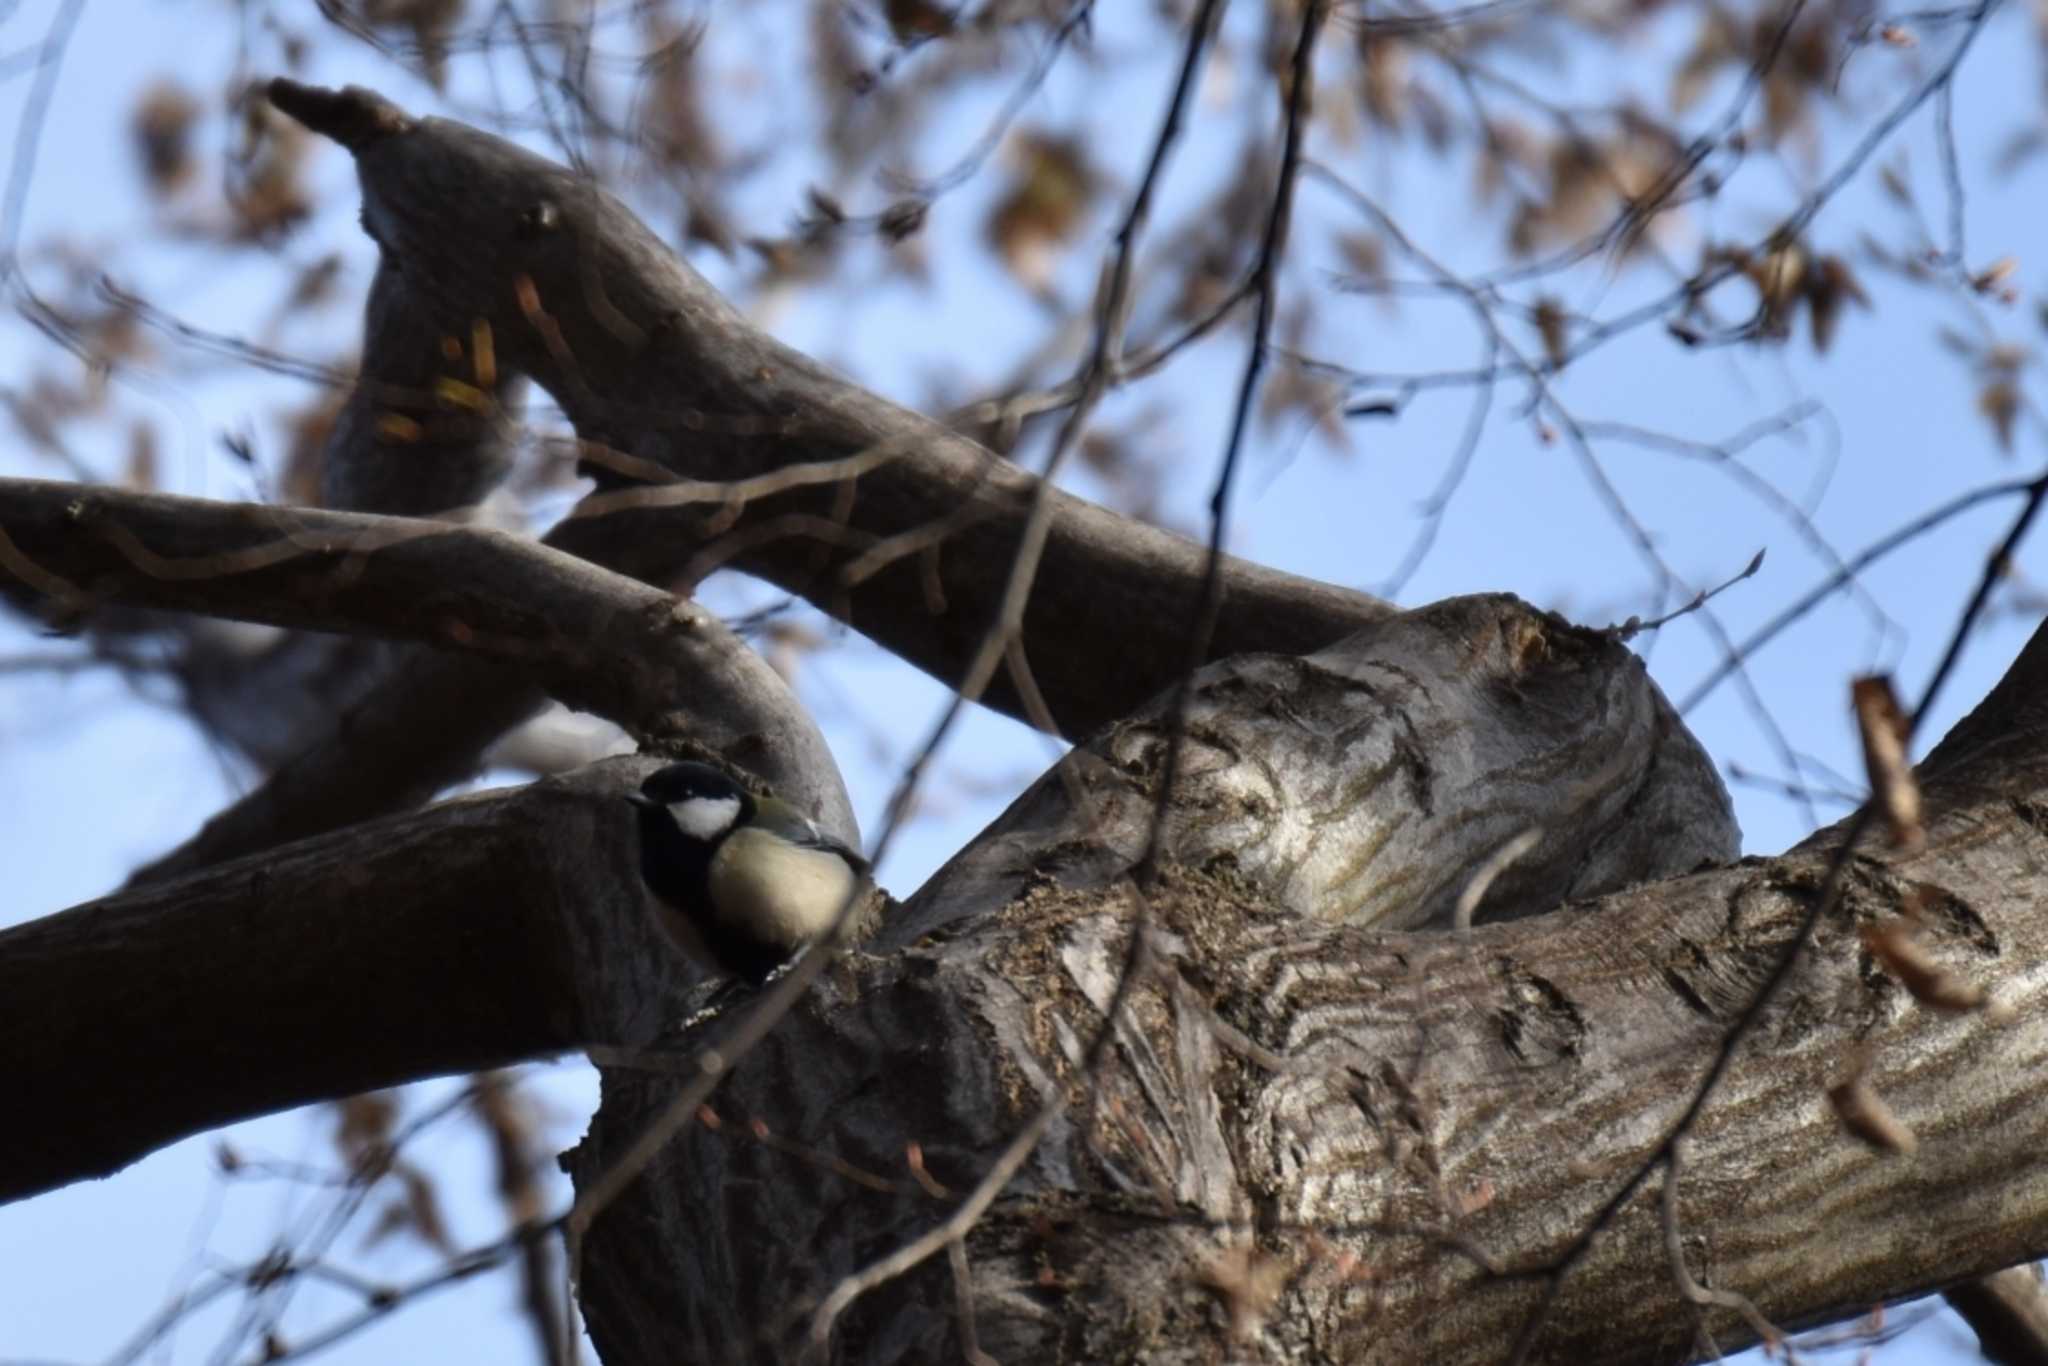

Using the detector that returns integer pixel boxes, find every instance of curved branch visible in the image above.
[116,78,1396,886]
[269,78,1392,739]
[0,477,857,850]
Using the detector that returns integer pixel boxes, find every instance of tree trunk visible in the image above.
[3,80,2043,1366]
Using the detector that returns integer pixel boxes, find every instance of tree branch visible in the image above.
[0,476,858,848]
[570,617,2048,1363]
[0,780,576,1202]
[1944,1265,2048,1366]
[9,605,2045,1366]
[270,77,1392,739]
[115,77,1397,887]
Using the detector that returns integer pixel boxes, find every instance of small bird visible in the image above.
[627,762,870,984]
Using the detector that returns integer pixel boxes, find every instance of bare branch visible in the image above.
[266,76,1391,742]
[0,776,595,1201]
[0,476,838,798]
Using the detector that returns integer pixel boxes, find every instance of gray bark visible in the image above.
[567,613,2048,1364]
[1,77,2041,1366]
[123,78,1391,886]
[0,478,853,840]
[5,602,2040,1359]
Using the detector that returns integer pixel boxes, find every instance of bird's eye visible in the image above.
[518,201,559,237]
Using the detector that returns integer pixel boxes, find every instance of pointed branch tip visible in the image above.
[265,79,413,151]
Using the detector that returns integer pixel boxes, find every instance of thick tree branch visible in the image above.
[99,80,1395,887]
[138,651,550,884]
[13,258,532,777]
[269,77,1393,739]
[7,605,2044,1366]
[0,783,578,1202]
[317,253,527,518]
[570,615,2048,1364]
[896,594,1737,944]
[0,476,682,687]
[0,477,855,844]
[0,758,698,1205]
[2,597,1716,1206]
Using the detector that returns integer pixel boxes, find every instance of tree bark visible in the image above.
[0,783,585,1202]
[109,76,1393,886]
[273,75,1391,739]
[0,478,856,841]
[1945,1266,2048,1366]
[5,76,2042,1366]
[0,759,719,1205]
[566,614,2048,1364]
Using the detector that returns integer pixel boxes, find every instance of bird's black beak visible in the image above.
[625,791,660,811]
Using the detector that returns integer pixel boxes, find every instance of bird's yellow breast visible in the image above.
[706,827,860,948]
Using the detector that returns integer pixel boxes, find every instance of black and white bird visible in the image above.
[627,762,869,984]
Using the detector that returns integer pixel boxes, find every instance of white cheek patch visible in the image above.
[668,794,742,841]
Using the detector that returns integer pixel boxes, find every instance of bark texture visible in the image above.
[115,76,1392,885]
[0,478,856,845]
[565,616,2048,1364]
[0,783,583,1201]
[306,74,1390,738]
[0,758,711,1204]
[3,77,2042,1366]
[898,594,1736,945]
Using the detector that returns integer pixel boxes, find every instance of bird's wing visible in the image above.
[795,817,870,873]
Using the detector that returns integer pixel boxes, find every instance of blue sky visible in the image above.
[1,1,2043,1362]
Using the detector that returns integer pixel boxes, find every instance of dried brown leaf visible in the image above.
[1978,379,2019,453]
[1861,919,1988,1013]
[334,1091,398,1176]
[1851,675,1922,852]
[279,386,344,507]
[986,133,1096,292]
[761,618,825,683]
[229,94,312,242]
[886,0,955,42]
[362,0,464,90]
[133,81,200,197]
[1806,255,1869,354]
[125,422,157,490]
[879,198,929,243]
[1971,256,2019,294]
[1996,127,2047,176]
[283,254,343,314]
[1828,1073,1917,1154]
[395,1161,455,1254]
[638,17,722,176]
[1474,120,1539,205]
[1877,157,1914,207]
[1358,37,1410,129]
[1533,296,1569,369]
[1669,11,1737,114]
[683,189,736,257]
[1335,230,1385,287]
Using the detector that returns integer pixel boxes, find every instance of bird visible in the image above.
[627,761,870,984]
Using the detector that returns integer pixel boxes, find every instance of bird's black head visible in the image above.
[629,762,758,916]
[632,762,757,844]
